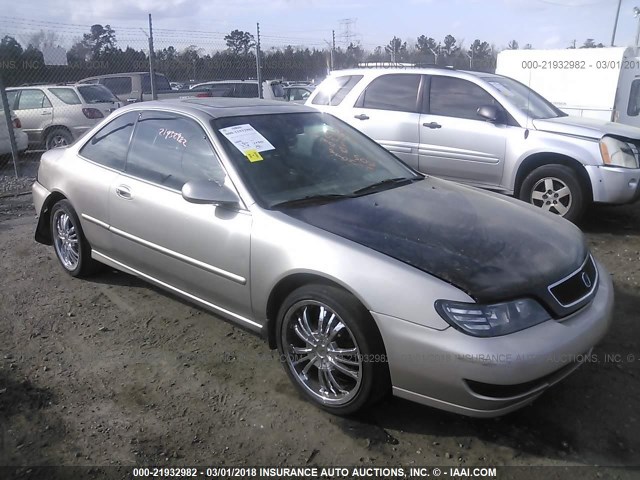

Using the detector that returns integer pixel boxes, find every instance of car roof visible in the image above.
[328,67,499,81]
[120,97,315,119]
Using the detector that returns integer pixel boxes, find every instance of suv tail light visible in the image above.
[12,117,21,129]
[82,108,104,119]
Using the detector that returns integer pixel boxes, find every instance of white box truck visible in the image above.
[496,47,640,127]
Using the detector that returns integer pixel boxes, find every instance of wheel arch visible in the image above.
[514,153,593,202]
[42,125,74,145]
[35,191,68,245]
[264,272,374,350]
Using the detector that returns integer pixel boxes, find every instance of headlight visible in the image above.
[435,298,551,337]
[599,136,640,168]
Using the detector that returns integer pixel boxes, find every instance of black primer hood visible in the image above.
[283,177,587,305]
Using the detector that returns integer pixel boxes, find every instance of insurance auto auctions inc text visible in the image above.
[256,466,498,478]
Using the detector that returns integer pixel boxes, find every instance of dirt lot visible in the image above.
[0,158,639,479]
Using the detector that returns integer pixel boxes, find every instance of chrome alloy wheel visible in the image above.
[49,134,69,148]
[530,176,572,216]
[281,300,363,406]
[53,210,80,271]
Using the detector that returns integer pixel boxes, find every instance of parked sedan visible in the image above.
[32,98,613,417]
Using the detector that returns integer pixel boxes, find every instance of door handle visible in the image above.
[41,111,52,115]
[422,122,442,129]
[115,185,132,199]
[354,114,370,120]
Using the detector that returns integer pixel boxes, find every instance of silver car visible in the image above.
[307,68,640,222]
[6,84,121,149]
[32,98,613,417]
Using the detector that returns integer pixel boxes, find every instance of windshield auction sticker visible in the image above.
[219,124,275,161]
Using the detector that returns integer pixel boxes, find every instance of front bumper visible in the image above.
[585,165,640,204]
[372,260,614,417]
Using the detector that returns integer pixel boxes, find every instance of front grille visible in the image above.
[548,255,598,308]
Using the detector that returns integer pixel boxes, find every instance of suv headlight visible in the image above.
[599,136,640,168]
[435,298,551,337]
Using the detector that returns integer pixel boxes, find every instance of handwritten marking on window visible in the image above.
[158,128,188,147]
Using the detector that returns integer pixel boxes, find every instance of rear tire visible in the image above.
[50,200,101,277]
[45,128,73,150]
[519,164,587,223]
[276,284,390,415]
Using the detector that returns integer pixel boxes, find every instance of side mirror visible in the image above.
[182,180,240,207]
[477,105,503,123]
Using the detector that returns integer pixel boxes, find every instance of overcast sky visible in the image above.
[1,0,638,52]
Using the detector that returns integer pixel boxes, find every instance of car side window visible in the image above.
[6,90,18,108]
[126,111,226,191]
[17,89,52,110]
[49,88,81,105]
[79,112,137,170]
[628,79,640,116]
[358,74,421,112]
[429,76,498,121]
[312,75,363,106]
[235,83,259,98]
[102,77,132,95]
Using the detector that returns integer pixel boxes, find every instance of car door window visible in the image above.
[126,111,225,190]
[6,90,18,108]
[235,83,259,98]
[102,77,132,95]
[358,74,421,112]
[312,75,363,106]
[79,111,137,170]
[49,88,81,105]
[429,76,498,121]
[17,89,52,110]
[628,79,640,116]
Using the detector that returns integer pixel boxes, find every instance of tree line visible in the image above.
[0,25,609,87]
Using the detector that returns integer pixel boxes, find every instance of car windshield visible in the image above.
[482,76,567,119]
[212,112,421,209]
[77,85,119,104]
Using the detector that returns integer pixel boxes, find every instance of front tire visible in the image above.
[50,200,100,277]
[519,164,587,223]
[276,284,390,415]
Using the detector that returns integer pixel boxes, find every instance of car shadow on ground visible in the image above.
[335,286,639,467]
[580,202,640,235]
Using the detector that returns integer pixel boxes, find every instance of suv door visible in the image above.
[108,111,253,321]
[348,73,422,169]
[419,75,508,187]
[13,89,53,145]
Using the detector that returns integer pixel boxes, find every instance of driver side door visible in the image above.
[108,111,254,323]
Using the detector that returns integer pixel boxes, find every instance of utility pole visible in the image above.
[331,29,335,71]
[256,23,263,99]
[148,14,157,100]
[0,74,19,178]
[611,0,622,46]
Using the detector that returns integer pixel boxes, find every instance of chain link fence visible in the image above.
[0,15,499,182]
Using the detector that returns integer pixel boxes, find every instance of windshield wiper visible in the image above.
[271,193,352,209]
[351,176,420,196]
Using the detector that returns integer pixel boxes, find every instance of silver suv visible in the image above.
[6,84,121,150]
[307,68,640,221]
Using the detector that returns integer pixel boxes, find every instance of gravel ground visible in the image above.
[0,157,638,479]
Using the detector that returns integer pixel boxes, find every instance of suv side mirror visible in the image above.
[182,180,240,207]
[477,105,503,123]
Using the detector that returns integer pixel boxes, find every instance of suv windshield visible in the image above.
[77,85,119,104]
[482,76,567,120]
[212,112,420,209]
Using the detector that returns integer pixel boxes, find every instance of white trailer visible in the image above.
[496,47,640,127]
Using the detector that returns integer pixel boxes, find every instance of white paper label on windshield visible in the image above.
[218,124,275,155]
